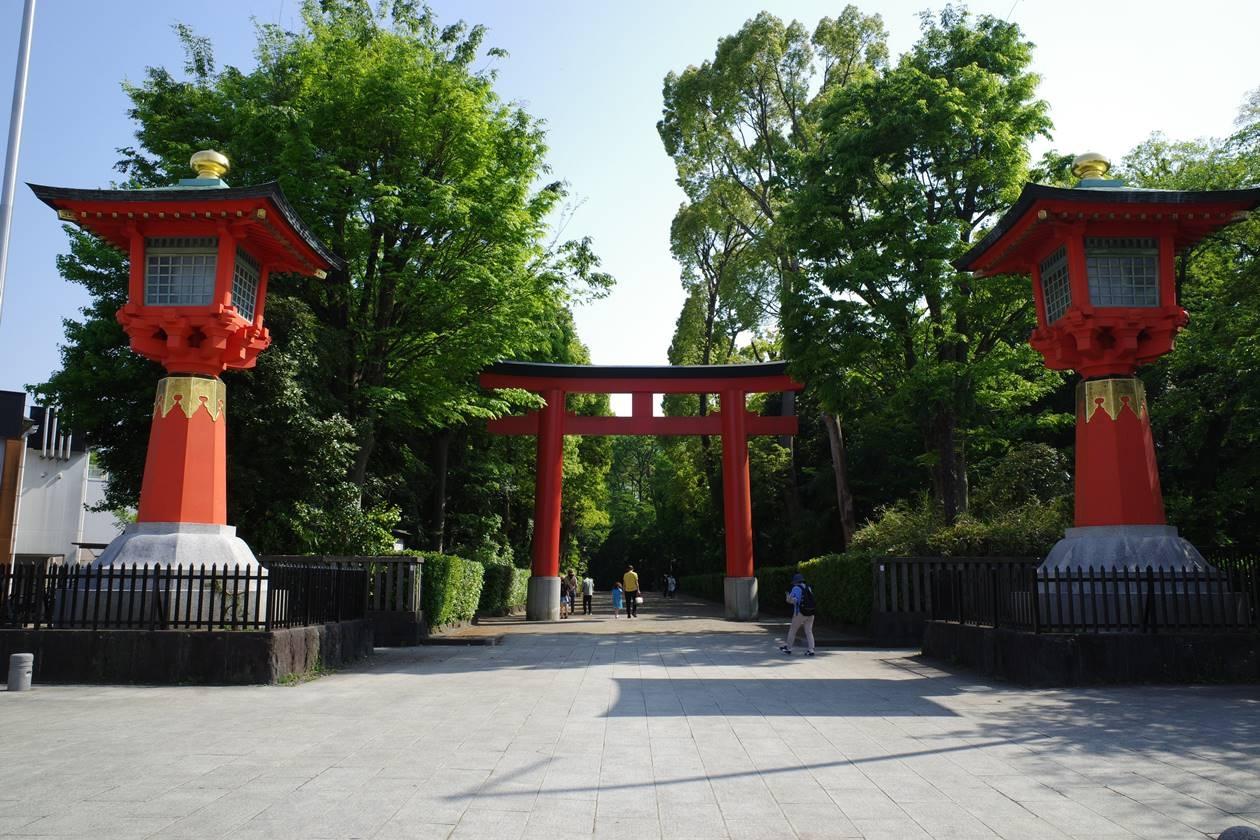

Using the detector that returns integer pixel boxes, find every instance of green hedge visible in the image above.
[677,572,724,602]
[679,553,875,627]
[478,564,531,615]
[415,552,485,628]
[798,552,873,626]
[756,565,798,615]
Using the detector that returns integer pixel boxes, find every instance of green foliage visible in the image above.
[851,493,1067,557]
[786,6,1055,520]
[477,564,530,616]
[970,443,1070,517]
[416,552,485,628]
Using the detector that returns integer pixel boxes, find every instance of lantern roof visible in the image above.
[28,180,343,277]
[956,181,1260,276]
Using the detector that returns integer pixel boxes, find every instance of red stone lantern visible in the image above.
[30,151,339,567]
[957,153,1260,570]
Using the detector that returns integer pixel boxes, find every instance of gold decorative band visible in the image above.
[154,377,226,421]
[1077,378,1147,423]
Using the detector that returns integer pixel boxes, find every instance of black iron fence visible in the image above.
[0,562,368,632]
[260,555,421,615]
[929,560,1260,634]
[260,555,424,646]
[872,557,1038,642]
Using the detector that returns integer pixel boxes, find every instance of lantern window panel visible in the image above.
[1085,237,1159,307]
[145,237,218,307]
[232,248,261,322]
[1040,246,1071,323]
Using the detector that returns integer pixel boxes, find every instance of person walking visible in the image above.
[611,581,624,619]
[623,565,640,618]
[559,575,572,619]
[666,574,677,599]
[581,574,595,615]
[779,573,816,656]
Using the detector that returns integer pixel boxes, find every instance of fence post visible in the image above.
[335,567,343,623]
[928,569,936,622]
[264,565,274,631]
[1030,565,1041,634]
[990,565,1000,629]
[1142,566,1155,633]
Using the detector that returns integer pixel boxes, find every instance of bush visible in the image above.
[677,572,724,602]
[850,494,941,556]
[925,502,1069,556]
[415,552,485,628]
[853,493,1068,557]
[971,443,1071,517]
[679,557,874,627]
[799,552,874,627]
[508,567,530,608]
[756,564,798,615]
[478,564,531,615]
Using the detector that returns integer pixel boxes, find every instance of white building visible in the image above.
[1,392,122,566]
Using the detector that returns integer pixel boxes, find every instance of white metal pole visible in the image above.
[0,0,38,326]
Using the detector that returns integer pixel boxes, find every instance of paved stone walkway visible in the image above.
[1,593,1258,839]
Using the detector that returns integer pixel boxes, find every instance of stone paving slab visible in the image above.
[0,593,1257,839]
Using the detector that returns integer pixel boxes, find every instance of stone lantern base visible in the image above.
[93,522,259,570]
[1041,524,1210,573]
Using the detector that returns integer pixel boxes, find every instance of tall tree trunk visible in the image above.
[821,412,857,550]
[932,409,968,524]
[350,415,376,492]
[431,429,454,553]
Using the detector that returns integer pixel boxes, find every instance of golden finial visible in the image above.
[1071,152,1110,182]
[190,149,230,180]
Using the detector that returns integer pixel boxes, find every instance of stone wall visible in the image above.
[0,620,373,685]
[922,620,1260,686]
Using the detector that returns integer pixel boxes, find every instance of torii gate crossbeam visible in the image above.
[479,361,804,621]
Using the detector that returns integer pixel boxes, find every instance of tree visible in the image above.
[36,1,611,556]
[786,6,1057,522]
[658,7,888,548]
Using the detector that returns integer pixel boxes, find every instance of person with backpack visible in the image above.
[779,573,816,656]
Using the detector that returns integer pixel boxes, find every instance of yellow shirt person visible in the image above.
[622,567,640,618]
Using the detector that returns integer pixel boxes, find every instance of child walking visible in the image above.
[611,581,624,618]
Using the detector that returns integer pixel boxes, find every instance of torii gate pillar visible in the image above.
[526,388,565,620]
[720,389,757,618]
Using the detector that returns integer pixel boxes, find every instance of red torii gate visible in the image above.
[479,361,804,621]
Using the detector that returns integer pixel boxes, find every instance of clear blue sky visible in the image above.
[1,0,1257,409]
